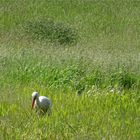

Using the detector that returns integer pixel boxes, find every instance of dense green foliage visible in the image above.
[24,18,78,45]
[1,0,140,139]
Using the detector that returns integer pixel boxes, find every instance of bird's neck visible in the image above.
[36,97,40,106]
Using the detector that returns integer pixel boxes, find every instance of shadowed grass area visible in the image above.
[23,18,78,45]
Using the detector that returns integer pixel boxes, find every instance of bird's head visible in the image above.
[32,91,39,109]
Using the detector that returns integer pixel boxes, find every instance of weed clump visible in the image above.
[24,18,78,45]
[109,69,137,89]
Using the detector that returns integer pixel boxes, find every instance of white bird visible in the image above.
[32,91,52,115]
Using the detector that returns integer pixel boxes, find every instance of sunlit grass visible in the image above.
[0,85,140,139]
[1,0,140,139]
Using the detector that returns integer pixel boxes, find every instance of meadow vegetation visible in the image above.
[1,0,140,139]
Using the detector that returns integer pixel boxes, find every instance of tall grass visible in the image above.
[23,18,78,45]
[1,0,140,139]
[0,86,140,139]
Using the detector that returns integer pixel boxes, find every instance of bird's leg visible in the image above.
[47,107,52,116]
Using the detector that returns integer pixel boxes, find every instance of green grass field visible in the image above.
[1,0,140,139]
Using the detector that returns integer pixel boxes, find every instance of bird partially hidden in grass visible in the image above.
[32,91,52,116]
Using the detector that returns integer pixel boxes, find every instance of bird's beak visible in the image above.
[32,99,35,109]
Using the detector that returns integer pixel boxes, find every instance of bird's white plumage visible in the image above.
[32,91,52,115]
